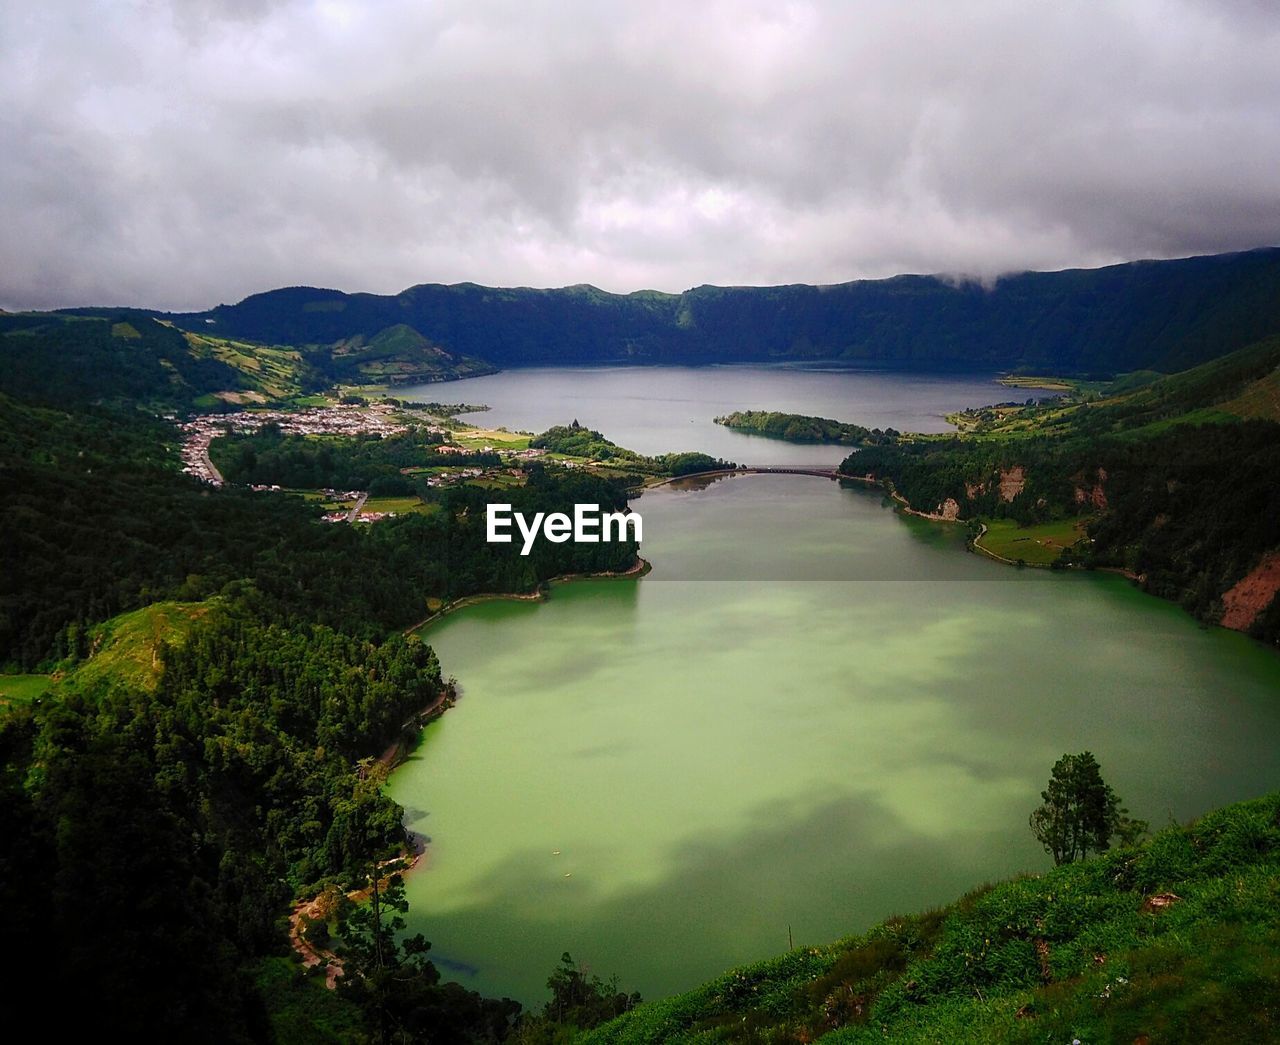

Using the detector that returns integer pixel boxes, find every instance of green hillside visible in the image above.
[836,336,1280,643]
[55,601,210,696]
[0,312,244,408]
[326,323,495,385]
[586,794,1280,1044]
[173,248,1280,376]
[0,309,492,410]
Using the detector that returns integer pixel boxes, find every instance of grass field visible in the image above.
[361,496,439,515]
[0,674,51,704]
[977,517,1087,565]
[455,427,532,450]
[465,473,526,489]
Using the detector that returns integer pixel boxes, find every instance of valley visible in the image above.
[3,254,1280,1042]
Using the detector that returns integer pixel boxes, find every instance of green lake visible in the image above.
[388,473,1280,1004]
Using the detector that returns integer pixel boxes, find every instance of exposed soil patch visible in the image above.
[998,466,1025,502]
[1072,467,1108,510]
[1220,551,1280,631]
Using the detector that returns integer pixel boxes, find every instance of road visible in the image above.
[200,444,224,485]
[346,491,369,522]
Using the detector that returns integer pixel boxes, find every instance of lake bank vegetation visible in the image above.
[713,410,899,445]
[827,337,1280,644]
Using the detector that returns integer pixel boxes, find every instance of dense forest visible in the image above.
[209,425,491,494]
[714,410,898,445]
[172,248,1280,376]
[0,386,650,1039]
[2,601,459,1035]
[0,311,248,406]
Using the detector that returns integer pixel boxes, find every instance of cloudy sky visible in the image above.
[3,0,1280,311]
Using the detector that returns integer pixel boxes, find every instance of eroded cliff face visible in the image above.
[1072,467,1108,510]
[998,466,1026,502]
[1220,550,1280,632]
[937,497,961,521]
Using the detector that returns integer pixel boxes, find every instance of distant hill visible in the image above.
[0,312,245,408]
[0,308,493,410]
[323,322,495,385]
[173,248,1280,376]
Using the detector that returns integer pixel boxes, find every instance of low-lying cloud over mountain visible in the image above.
[4,0,1280,310]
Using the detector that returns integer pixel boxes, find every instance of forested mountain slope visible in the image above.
[839,336,1280,643]
[0,384,642,1039]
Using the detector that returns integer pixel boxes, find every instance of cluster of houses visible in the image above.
[178,424,225,485]
[175,402,564,523]
[178,402,441,483]
[320,510,398,523]
[421,466,485,487]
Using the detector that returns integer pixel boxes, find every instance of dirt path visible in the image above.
[287,841,427,990]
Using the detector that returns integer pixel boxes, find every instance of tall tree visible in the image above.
[1029,752,1137,865]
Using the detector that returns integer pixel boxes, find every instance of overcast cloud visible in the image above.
[3,0,1280,310]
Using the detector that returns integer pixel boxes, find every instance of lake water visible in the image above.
[388,470,1280,1004]
[389,366,1280,1004]
[401,364,1048,465]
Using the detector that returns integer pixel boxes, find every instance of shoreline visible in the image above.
[845,473,1145,582]
[332,554,656,971]
[400,554,652,637]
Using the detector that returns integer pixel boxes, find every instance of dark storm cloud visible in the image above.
[3,0,1279,310]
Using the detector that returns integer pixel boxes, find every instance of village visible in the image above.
[176,400,552,522]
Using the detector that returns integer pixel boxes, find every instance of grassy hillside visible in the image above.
[56,601,210,696]
[326,322,496,385]
[181,328,312,402]
[0,312,244,408]
[173,248,1280,376]
[587,794,1280,1044]
[0,308,493,411]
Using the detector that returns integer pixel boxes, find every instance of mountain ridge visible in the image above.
[162,247,1280,376]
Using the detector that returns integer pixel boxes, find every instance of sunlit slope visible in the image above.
[1089,333,1280,432]
[586,794,1280,1044]
[950,334,1280,440]
[54,601,211,696]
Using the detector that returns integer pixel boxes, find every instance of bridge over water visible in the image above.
[647,465,871,487]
